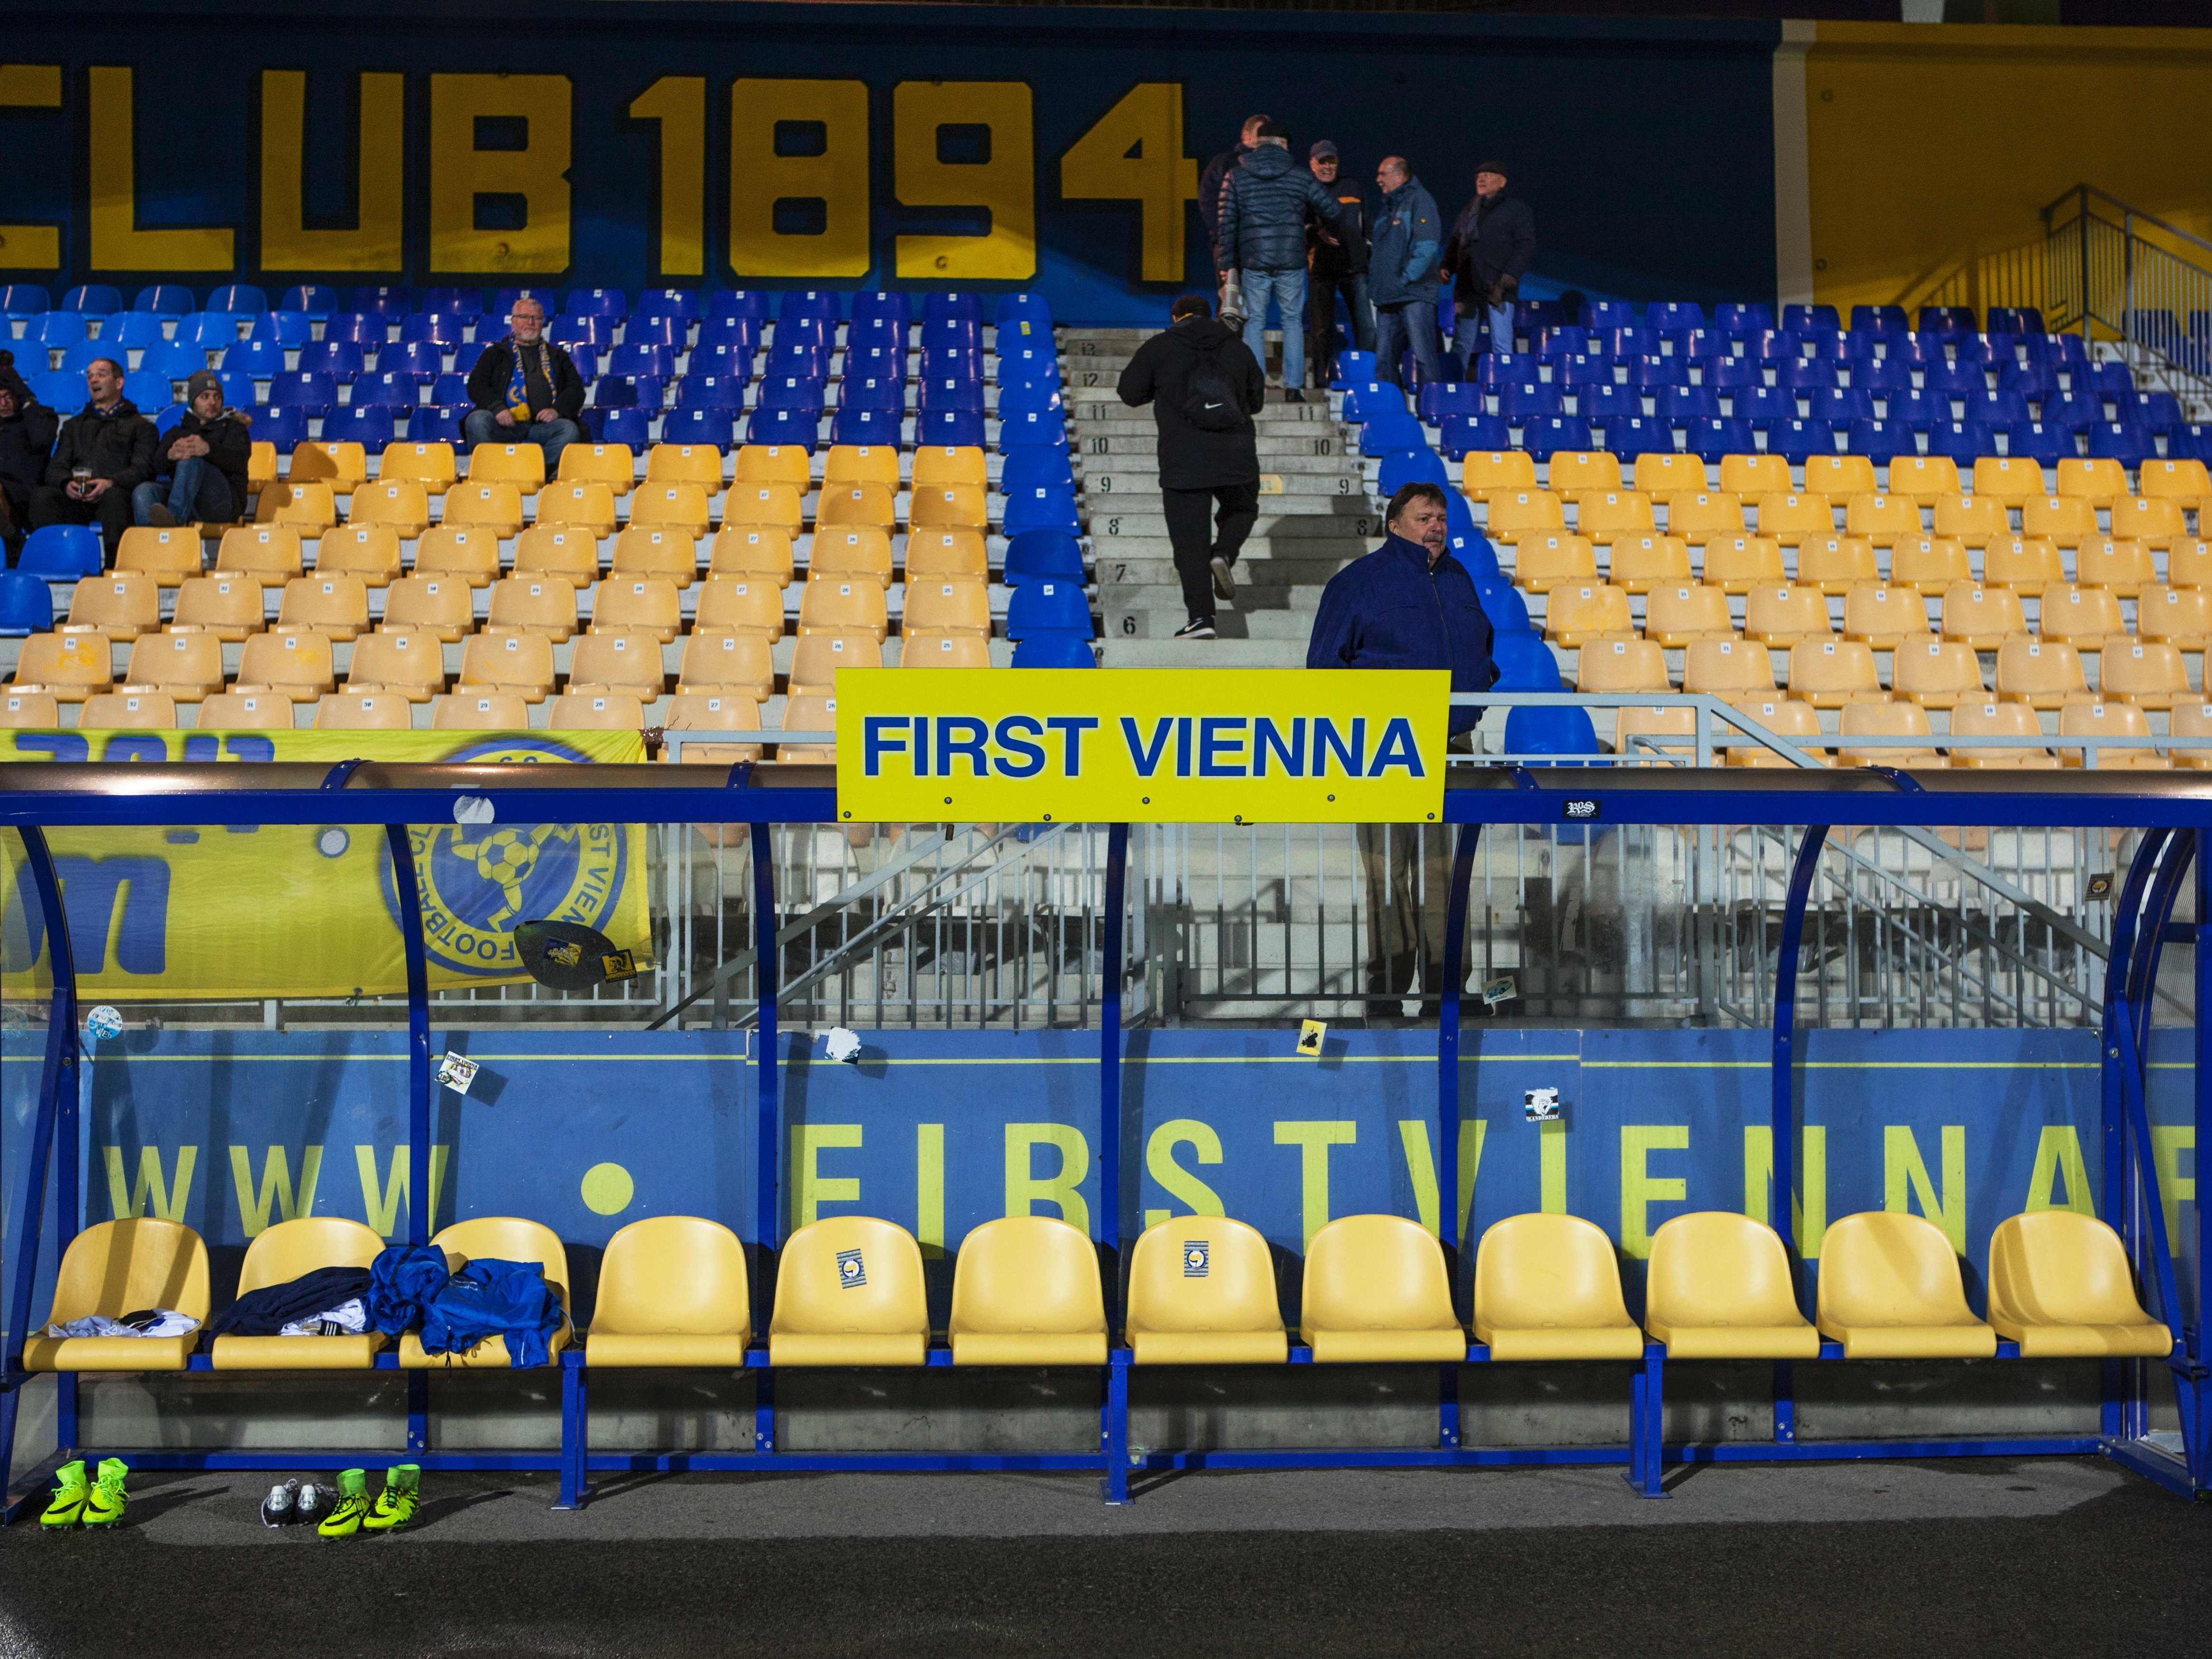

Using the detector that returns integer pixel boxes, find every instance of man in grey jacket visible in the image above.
[1216,122,1350,401]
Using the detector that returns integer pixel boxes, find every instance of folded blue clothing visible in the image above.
[367,1244,563,1368]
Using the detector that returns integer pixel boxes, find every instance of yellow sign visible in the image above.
[0,729,649,999]
[833,668,1448,824]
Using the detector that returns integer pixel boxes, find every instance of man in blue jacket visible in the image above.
[1368,157,1444,388]
[1308,481,1497,1013]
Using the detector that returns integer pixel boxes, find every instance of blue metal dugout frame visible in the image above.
[1,760,2208,1513]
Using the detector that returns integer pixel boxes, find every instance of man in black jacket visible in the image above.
[1197,114,1268,283]
[463,296,585,467]
[1217,123,1350,400]
[30,359,158,559]
[0,349,58,563]
[1303,140,1372,386]
[1442,163,1537,377]
[1116,295,1266,641]
[134,371,252,528]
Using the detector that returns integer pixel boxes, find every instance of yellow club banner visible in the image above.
[833,668,1450,824]
[0,729,650,999]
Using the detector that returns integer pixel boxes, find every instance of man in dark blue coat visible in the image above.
[1308,481,1498,1011]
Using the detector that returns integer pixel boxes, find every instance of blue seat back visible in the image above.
[1504,705,1600,757]
[1000,449,1075,493]
[1005,578,1091,639]
[596,407,655,449]
[20,524,103,579]
[1002,485,1081,536]
[827,408,901,448]
[1490,629,1562,691]
[278,285,339,318]
[918,408,984,448]
[1011,634,1096,668]
[634,288,700,321]
[663,407,736,449]
[325,404,399,451]
[61,285,123,316]
[999,410,1067,449]
[0,569,56,635]
[746,406,819,450]
[1002,531,1085,586]
[0,284,50,316]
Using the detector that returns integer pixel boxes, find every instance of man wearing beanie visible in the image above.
[134,369,251,529]
[31,358,157,559]
[1442,162,1536,376]
[0,350,58,563]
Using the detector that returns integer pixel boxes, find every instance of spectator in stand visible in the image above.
[0,350,58,563]
[1116,293,1266,642]
[464,296,585,467]
[30,358,157,559]
[1442,162,1537,376]
[1307,481,1497,1013]
[1199,113,1270,304]
[134,371,251,528]
[1305,140,1373,381]
[1217,121,1350,402]
[1368,156,1443,388]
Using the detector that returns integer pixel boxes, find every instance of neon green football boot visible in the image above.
[362,1464,419,1534]
[79,1459,129,1529]
[317,1467,370,1540]
[40,1460,87,1530]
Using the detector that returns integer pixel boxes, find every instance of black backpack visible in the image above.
[1179,338,1245,432]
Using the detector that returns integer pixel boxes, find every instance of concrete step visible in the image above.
[1102,636,1309,667]
[1085,483,1370,519]
[1095,533,1373,564]
[1092,507,1385,544]
[1072,434,1359,462]
[1101,597,1320,642]
[1100,558,1349,591]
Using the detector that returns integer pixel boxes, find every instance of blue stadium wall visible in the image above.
[0,1,1782,323]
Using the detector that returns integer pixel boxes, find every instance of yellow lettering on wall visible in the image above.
[1059,83,1198,284]
[2024,1125,2095,1216]
[915,1123,944,1255]
[1144,1117,1224,1228]
[730,78,870,279]
[103,1145,198,1222]
[88,67,233,272]
[0,65,63,269]
[353,1144,452,1238]
[427,74,572,273]
[2152,1125,2196,1246]
[1274,1120,1355,1251]
[893,80,1035,280]
[259,71,404,273]
[229,1144,325,1237]
[1620,1125,1690,1260]
[792,1123,863,1231]
[1885,1123,1967,1255]
[628,76,705,278]
[1004,1123,1090,1232]
[1539,1117,1567,1213]
[1745,1123,1828,1257]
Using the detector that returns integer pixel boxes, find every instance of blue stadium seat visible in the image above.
[1714,302,1774,332]
[31,370,81,410]
[561,287,627,319]
[207,284,268,316]
[747,406,818,450]
[995,292,1050,330]
[1446,511,1499,575]
[1553,355,1612,390]
[2003,420,2070,466]
[633,288,700,322]
[1339,382,1401,425]
[1646,301,1705,331]
[1417,382,1484,425]
[761,375,827,413]
[997,382,1063,419]
[1439,414,1512,459]
[1497,382,1562,423]
[1746,329,1800,360]
[625,315,687,349]
[1850,305,1908,333]
[1926,422,1989,465]
[776,289,839,327]
[1604,326,1657,360]
[182,313,246,351]
[1536,325,1590,360]
[1730,386,1791,430]
[2037,333,2091,367]
[251,311,314,348]
[121,369,173,409]
[2173,425,2212,465]
[1358,410,1426,457]
[154,402,189,436]
[846,314,906,356]
[2088,362,2135,400]
[1522,416,1593,461]
[277,285,339,318]
[418,286,483,317]
[839,373,904,412]
[325,403,399,451]
[1005,578,1091,640]
[0,284,50,316]
[775,317,832,357]
[768,343,829,381]
[1378,449,1449,495]
[1917,305,1974,336]
[1988,306,2044,335]
[687,342,752,385]
[1654,385,1716,424]
[216,370,257,409]
[1011,634,1096,668]
[1782,304,1841,332]
[104,311,166,350]
[431,371,473,407]
[829,405,903,447]
[1598,416,1672,460]
[2130,391,2184,434]
[1001,448,1075,493]
[662,407,735,449]
[675,375,747,412]
[550,314,616,349]
[1574,385,1633,427]
[2000,361,2058,401]
[706,289,770,327]
[919,377,985,413]
[1845,357,1910,397]
[1489,628,1561,695]
[268,371,337,417]
[926,292,983,328]
[138,338,208,382]
[1582,300,1640,331]
[920,317,982,357]
[417,406,468,442]
[1466,576,1526,636]
[350,371,418,408]
[1699,356,1757,393]
[1809,387,1873,425]
[255,405,310,451]
[1884,388,1948,432]
[607,343,677,379]
[60,285,123,315]
[2042,389,2102,433]
[378,341,445,378]
[850,292,912,334]
[1002,485,1081,537]
[1967,390,2029,429]
[2086,423,2152,467]
[918,408,985,448]
[923,347,984,386]
[399,313,466,348]
[57,341,115,375]
[321,313,387,347]
[1766,418,1837,464]
[1470,351,1531,389]
[1685,418,1755,463]
[1844,417,1912,460]
[1002,530,1085,586]
[999,409,1068,449]
[1504,704,1600,759]
[19,524,102,579]
[1331,349,1379,390]
[349,286,413,318]
[1623,355,1685,391]
[997,346,1060,388]
[595,407,655,449]
[0,569,56,636]
[1774,358,1837,394]
[1925,362,1987,400]
[1835,329,1886,364]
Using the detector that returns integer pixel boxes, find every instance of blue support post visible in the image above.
[1099,825,1131,1505]
[555,1351,587,1510]
[382,826,434,1458]
[2196,847,2212,1477]
[1104,1350,1131,1505]
[1766,826,1826,1467]
[752,829,780,1337]
[1437,824,1481,1267]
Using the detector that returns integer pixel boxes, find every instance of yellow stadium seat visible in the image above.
[610,527,698,588]
[1743,584,1833,647]
[1123,1216,1286,1364]
[768,1216,929,1366]
[2056,456,2128,508]
[412,525,502,588]
[1632,452,1707,498]
[567,629,667,700]
[1699,535,1785,595]
[536,480,617,538]
[22,1219,208,1373]
[1462,449,1539,499]
[1683,637,1775,698]
[2073,537,2155,596]
[1893,637,1986,707]
[313,690,412,729]
[2139,457,2211,511]
[218,524,304,582]
[125,629,226,700]
[1756,491,1834,547]
[2059,699,2166,769]
[735,443,810,487]
[208,1218,388,1371]
[196,689,293,729]
[1939,582,2028,649]
[630,482,711,539]
[512,525,601,588]
[678,631,775,699]
[2137,584,2212,650]
[1547,450,1622,497]
[2038,583,2126,654]
[1981,535,2064,595]
[910,483,988,530]
[906,527,990,583]
[431,691,530,730]
[1577,637,1671,695]
[645,442,726,492]
[1511,533,1597,594]
[115,526,202,586]
[486,576,578,642]
[1612,705,1698,762]
[1836,698,1939,767]
[910,446,989,492]
[380,441,458,497]
[1993,638,2086,709]
[1815,1211,1994,1359]
[2022,495,2098,547]
[1841,583,1933,651]
[247,439,276,491]
[64,574,160,642]
[811,527,895,589]
[2100,639,2192,709]
[1472,1212,1641,1361]
[1971,454,2044,508]
[662,690,764,763]
[824,444,901,490]
[1542,583,1634,648]
[817,483,895,531]
[1643,1212,1817,1359]
[277,574,370,642]
[2115,497,2187,550]
[946,1216,1107,1366]
[78,689,175,729]
[1932,492,2006,548]
[1718,453,1792,498]
[1804,454,1878,500]
[1985,1212,2172,1358]
[289,439,366,493]
[0,688,60,726]
[724,482,803,537]
[172,573,266,641]
[789,631,882,695]
[348,628,449,701]
[255,479,337,536]
[1606,534,1691,595]
[1573,491,1655,542]
[2175,702,2212,769]
[902,578,990,637]
[1788,638,1882,707]
[2169,538,2212,589]
[1643,583,1734,648]
[398,1218,572,1369]
[556,442,636,497]
[692,577,786,640]
[591,577,683,643]
[317,523,405,588]
[347,479,430,540]
[1484,489,1565,544]
[1726,696,1825,767]
[798,578,890,642]
[236,629,336,700]
[901,631,992,668]
[1843,492,1920,546]
[1300,1214,1462,1363]
[11,634,112,699]
[466,441,546,495]
[1948,699,2057,769]
[1885,454,1959,506]
[381,575,475,643]
[549,688,646,730]
[441,480,525,538]
[1664,490,1746,546]
[709,524,796,586]
[586,1216,751,1367]
[1794,534,1876,596]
